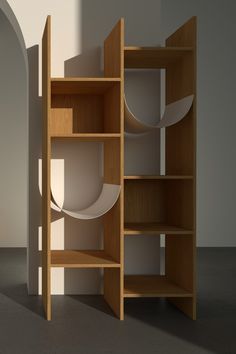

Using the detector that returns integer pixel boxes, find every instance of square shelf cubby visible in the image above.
[124,178,194,234]
[50,78,121,135]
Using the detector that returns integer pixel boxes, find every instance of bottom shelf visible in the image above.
[124,275,192,298]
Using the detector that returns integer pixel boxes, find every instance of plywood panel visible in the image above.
[42,15,51,321]
[104,18,124,320]
[165,17,197,319]
[104,18,124,78]
[50,94,104,134]
[124,180,166,223]
[124,275,192,297]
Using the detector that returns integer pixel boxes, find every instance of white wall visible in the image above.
[162,0,236,246]
[0,1,28,247]
[6,0,162,293]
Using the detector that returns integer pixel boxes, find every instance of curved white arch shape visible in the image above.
[124,94,194,134]
[56,184,121,220]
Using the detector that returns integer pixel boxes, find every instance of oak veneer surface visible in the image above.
[51,250,120,268]
[124,275,192,297]
[124,223,193,235]
[165,16,197,320]
[124,46,193,68]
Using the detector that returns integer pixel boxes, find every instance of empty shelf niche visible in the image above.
[50,78,121,135]
[124,179,193,234]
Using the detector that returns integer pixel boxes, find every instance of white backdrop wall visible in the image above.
[5,0,162,294]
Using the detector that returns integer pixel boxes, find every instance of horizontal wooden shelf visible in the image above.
[51,250,120,268]
[124,223,193,235]
[124,175,193,180]
[51,77,121,94]
[124,275,192,298]
[124,46,193,68]
[51,133,121,140]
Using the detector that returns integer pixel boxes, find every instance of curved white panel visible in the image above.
[38,159,61,212]
[124,94,194,134]
[60,184,120,220]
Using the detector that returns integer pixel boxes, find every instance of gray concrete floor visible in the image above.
[0,248,235,354]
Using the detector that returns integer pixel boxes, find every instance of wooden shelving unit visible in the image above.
[42,16,123,321]
[42,16,196,320]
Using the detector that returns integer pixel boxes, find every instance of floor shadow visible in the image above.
[124,248,236,354]
[0,248,44,318]
[67,295,114,317]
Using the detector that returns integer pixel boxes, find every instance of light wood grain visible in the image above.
[124,46,193,69]
[165,16,197,320]
[51,78,120,94]
[124,175,193,180]
[51,134,120,140]
[124,275,192,297]
[124,223,193,235]
[104,18,124,78]
[42,15,51,321]
[103,18,124,320]
[51,250,120,268]
[50,94,104,134]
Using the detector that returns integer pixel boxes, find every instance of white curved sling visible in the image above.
[124,94,194,134]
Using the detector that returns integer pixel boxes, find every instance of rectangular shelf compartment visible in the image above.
[50,78,121,135]
[124,179,194,231]
[124,275,193,297]
[124,46,193,68]
[51,250,120,268]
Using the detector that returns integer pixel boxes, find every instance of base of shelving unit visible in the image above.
[124,275,192,298]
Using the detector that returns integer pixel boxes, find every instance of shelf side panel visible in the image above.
[104,18,124,78]
[42,15,51,321]
[165,17,197,320]
[104,268,123,319]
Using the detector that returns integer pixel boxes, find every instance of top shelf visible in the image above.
[51,77,121,94]
[124,46,193,68]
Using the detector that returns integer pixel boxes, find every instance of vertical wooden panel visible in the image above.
[42,16,51,321]
[165,17,197,319]
[104,18,124,78]
[103,19,124,319]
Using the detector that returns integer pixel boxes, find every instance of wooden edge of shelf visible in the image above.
[50,250,120,268]
[50,133,121,139]
[51,77,121,82]
[124,223,193,235]
[123,275,193,298]
[124,175,193,180]
[124,46,193,51]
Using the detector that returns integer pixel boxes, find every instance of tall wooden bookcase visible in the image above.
[42,16,196,320]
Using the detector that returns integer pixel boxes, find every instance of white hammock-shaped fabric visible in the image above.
[53,183,120,220]
[39,160,121,219]
[124,94,194,134]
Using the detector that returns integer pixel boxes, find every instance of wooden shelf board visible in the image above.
[124,223,193,235]
[51,250,120,268]
[51,133,121,140]
[124,46,193,68]
[124,275,192,298]
[51,77,120,94]
[124,175,193,180]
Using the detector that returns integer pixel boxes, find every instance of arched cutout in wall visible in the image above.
[0,1,28,247]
